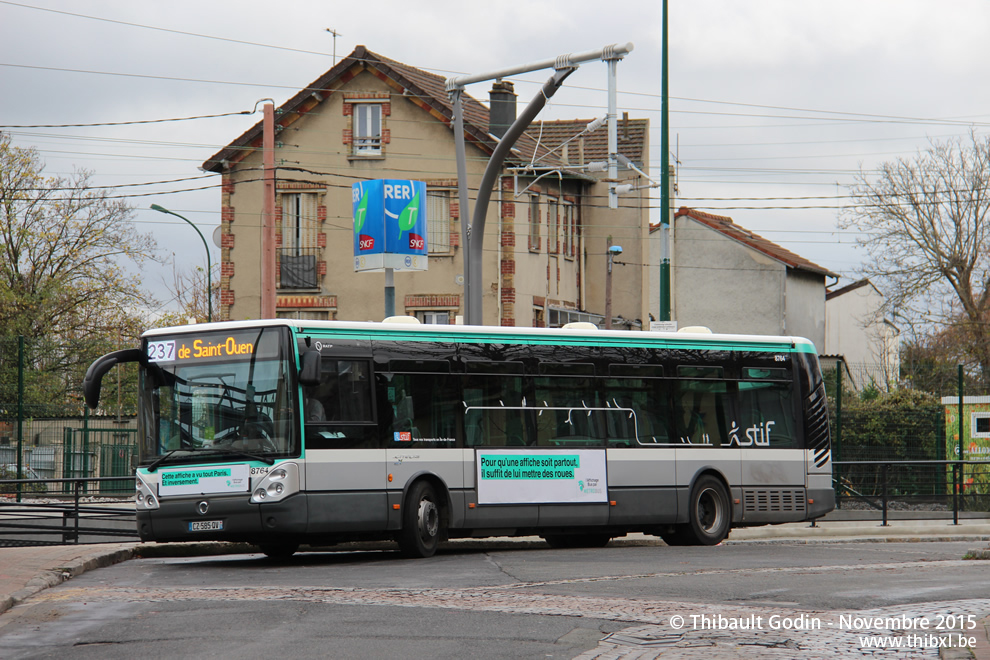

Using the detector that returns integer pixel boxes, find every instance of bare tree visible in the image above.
[0,133,156,338]
[843,133,990,385]
[156,257,220,326]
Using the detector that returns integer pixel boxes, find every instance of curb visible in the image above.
[0,546,136,616]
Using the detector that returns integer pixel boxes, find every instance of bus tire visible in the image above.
[259,542,298,559]
[398,481,441,558]
[684,475,731,545]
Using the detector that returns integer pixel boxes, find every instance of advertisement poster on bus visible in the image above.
[158,464,251,497]
[352,179,428,272]
[476,449,608,504]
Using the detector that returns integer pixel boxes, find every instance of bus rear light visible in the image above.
[610,501,617,506]
[388,473,393,482]
[734,499,740,504]
[808,499,814,504]
[468,503,476,509]
[393,504,400,510]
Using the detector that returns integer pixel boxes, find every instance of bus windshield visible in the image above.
[138,327,298,466]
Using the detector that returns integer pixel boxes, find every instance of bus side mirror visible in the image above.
[299,350,322,386]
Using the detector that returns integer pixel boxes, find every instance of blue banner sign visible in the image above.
[352,179,428,272]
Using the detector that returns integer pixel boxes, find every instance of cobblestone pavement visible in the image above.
[34,568,990,659]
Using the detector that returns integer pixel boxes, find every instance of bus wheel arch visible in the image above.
[397,476,448,558]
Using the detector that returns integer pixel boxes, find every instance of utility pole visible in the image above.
[659,0,672,322]
[261,102,276,319]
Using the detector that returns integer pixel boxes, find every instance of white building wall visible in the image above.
[671,216,786,335]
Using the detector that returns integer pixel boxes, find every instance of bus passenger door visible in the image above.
[303,358,388,532]
[381,371,465,525]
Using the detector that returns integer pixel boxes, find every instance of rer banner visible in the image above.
[476,449,608,504]
[352,179,428,272]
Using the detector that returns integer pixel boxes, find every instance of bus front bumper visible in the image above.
[137,493,308,543]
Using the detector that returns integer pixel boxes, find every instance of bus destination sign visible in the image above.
[146,330,278,365]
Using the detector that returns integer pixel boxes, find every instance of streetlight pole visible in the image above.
[605,240,623,330]
[151,204,213,323]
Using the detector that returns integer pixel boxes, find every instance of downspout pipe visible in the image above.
[464,66,576,325]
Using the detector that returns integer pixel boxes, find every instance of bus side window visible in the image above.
[603,378,672,446]
[308,360,374,423]
[304,359,377,449]
[462,373,524,447]
[737,380,796,448]
[385,372,461,447]
[673,379,731,446]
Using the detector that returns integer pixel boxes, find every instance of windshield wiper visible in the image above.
[200,447,276,465]
[146,450,180,473]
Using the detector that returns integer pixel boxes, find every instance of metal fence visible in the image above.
[834,460,990,524]
[0,476,138,546]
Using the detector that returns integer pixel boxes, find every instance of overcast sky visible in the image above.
[3,0,989,317]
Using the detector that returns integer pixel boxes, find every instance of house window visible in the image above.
[353,103,382,155]
[280,192,319,289]
[562,202,575,259]
[547,199,558,254]
[415,310,450,325]
[427,190,451,254]
[529,195,540,251]
[276,310,331,321]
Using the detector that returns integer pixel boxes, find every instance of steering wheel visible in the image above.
[238,417,277,452]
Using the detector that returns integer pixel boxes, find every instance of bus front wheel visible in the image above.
[398,481,441,558]
[684,475,730,545]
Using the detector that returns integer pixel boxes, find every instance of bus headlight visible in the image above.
[250,462,299,504]
[135,472,160,511]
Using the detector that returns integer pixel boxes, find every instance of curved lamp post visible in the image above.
[151,204,212,323]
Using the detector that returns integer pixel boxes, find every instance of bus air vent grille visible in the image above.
[744,489,807,513]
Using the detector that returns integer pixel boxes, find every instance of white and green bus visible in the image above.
[83,318,834,558]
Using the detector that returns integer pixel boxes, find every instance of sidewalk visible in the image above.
[1,519,988,658]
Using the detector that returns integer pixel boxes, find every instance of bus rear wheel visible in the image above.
[398,481,441,558]
[683,475,730,545]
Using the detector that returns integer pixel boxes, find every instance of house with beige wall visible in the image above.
[202,46,651,328]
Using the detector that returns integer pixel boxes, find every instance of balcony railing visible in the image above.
[278,248,320,289]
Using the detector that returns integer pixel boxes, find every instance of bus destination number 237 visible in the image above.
[147,340,176,363]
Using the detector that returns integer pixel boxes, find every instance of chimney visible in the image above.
[489,80,516,139]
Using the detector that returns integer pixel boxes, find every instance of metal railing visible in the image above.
[833,459,990,526]
[0,476,137,546]
[277,248,321,289]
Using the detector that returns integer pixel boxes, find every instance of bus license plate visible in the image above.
[189,520,223,532]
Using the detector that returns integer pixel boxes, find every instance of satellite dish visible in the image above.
[212,226,222,248]
[455,274,464,286]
